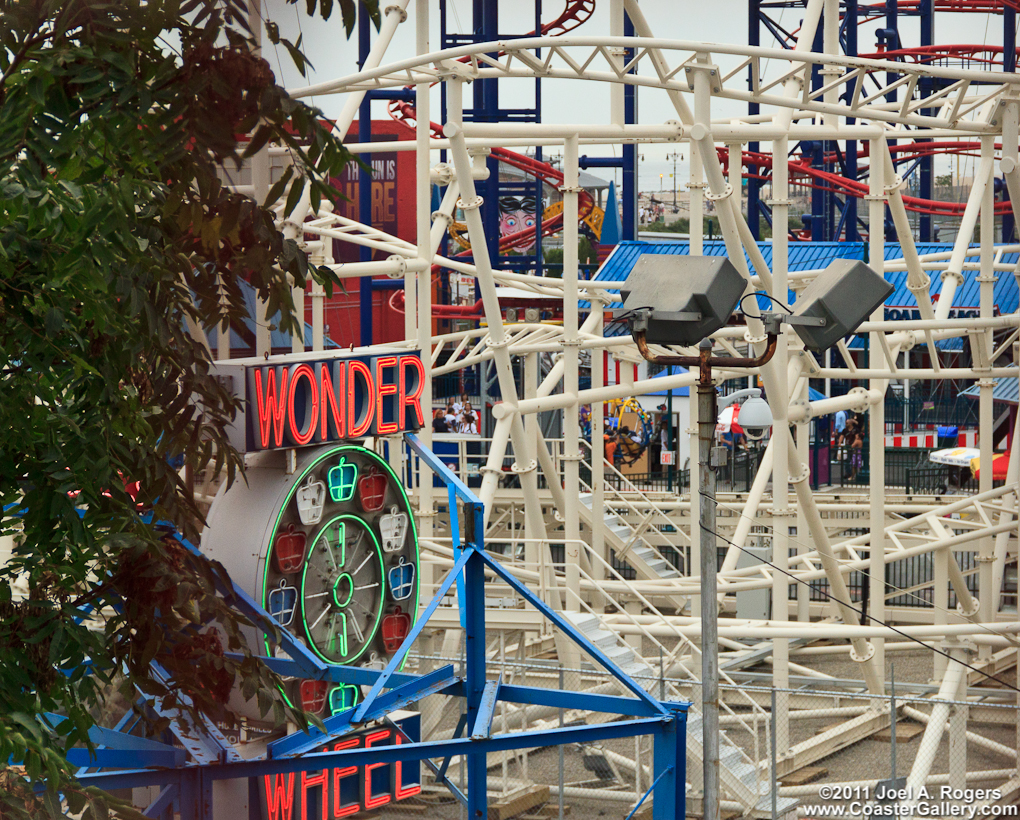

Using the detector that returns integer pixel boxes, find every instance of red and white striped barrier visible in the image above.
[884,431,977,448]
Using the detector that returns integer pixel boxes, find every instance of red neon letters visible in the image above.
[261,727,419,820]
[248,354,423,451]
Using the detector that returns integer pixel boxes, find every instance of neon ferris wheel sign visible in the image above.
[212,351,425,453]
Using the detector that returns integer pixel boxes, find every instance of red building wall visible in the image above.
[310,119,422,347]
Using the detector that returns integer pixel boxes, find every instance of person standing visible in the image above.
[432,408,449,434]
[848,428,864,481]
[444,401,458,431]
[459,401,478,435]
[604,425,618,467]
[834,408,847,451]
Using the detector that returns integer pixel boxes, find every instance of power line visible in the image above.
[698,491,1020,695]
[710,485,1018,649]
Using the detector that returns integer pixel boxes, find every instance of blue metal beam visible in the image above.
[352,549,472,724]
[652,705,686,820]
[386,716,468,808]
[436,713,468,784]
[143,784,178,820]
[76,717,668,790]
[464,548,487,818]
[221,653,420,689]
[405,433,482,505]
[470,675,501,740]
[42,712,187,768]
[146,662,241,765]
[476,551,668,716]
[66,748,183,769]
[496,684,667,719]
[268,665,459,759]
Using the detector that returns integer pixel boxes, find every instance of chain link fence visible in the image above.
[367,646,1020,819]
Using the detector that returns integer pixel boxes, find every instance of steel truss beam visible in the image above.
[56,434,687,820]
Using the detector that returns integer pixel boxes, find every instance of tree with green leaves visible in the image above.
[0,1,376,816]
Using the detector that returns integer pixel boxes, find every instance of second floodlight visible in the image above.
[791,259,894,351]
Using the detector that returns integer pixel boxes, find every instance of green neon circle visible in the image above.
[332,573,354,609]
[300,514,385,664]
[260,445,421,688]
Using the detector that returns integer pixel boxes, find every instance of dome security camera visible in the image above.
[738,396,773,441]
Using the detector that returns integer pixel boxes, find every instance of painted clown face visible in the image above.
[499,196,539,251]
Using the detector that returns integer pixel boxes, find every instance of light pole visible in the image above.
[666,151,683,212]
[635,337,776,820]
[621,253,893,820]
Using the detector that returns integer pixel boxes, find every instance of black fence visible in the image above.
[789,543,979,609]
[603,469,691,493]
[882,393,979,432]
[905,464,979,495]
[828,446,934,489]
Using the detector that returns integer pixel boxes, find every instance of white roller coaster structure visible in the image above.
[239,1,1020,815]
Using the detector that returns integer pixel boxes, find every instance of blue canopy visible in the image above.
[644,366,690,397]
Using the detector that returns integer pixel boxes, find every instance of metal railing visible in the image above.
[882,392,980,432]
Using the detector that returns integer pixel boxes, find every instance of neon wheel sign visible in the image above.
[255,445,419,714]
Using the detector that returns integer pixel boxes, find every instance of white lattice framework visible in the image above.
[240,0,1020,811]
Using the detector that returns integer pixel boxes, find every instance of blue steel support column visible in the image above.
[918,0,934,241]
[650,707,685,820]
[1007,7,1017,72]
[811,24,829,241]
[622,13,637,241]
[845,0,860,241]
[358,12,373,346]
[1007,8,1017,243]
[464,502,487,819]
[474,0,501,284]
[748,0,761,240]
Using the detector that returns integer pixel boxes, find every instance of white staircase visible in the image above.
[577,492,686,610]
[562,611,800,819]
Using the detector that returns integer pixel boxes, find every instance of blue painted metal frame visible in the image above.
[59,433,686,820]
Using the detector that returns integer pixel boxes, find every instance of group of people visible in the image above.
[834,408,865,480]
[432,393,479,435]
[603,423,645,466]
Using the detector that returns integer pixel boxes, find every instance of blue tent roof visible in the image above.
[959,365,1019,404]
[643,365,690,397]
[592,240,1019,350]
[600,181,622,246]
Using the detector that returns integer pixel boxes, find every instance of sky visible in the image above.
[263,0,1010,192]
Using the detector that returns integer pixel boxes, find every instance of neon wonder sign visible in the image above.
[261,717,421,820]
[213,351,425,453]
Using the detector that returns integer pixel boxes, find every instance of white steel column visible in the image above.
[609,0,625,128]
[563,135,582,609]
[795,376,811,623]
[771,136,791,754]
[977,136,996,656]
[904,646,968,811]
[591,301,607,581]
[868,138,887,679]
[689,138,704,255]
[444,79,551,595]
[414,0,434,618]
[333,1,410,139]
[787,438,884,693]
[524,353,541,573]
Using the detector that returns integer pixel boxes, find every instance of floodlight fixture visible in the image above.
[790,259,894,351]
[620,255,745,347]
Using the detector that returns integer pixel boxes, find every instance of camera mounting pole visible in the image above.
[632,331,779,820]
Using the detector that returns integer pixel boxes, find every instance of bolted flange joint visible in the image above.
[850,642,876,663]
